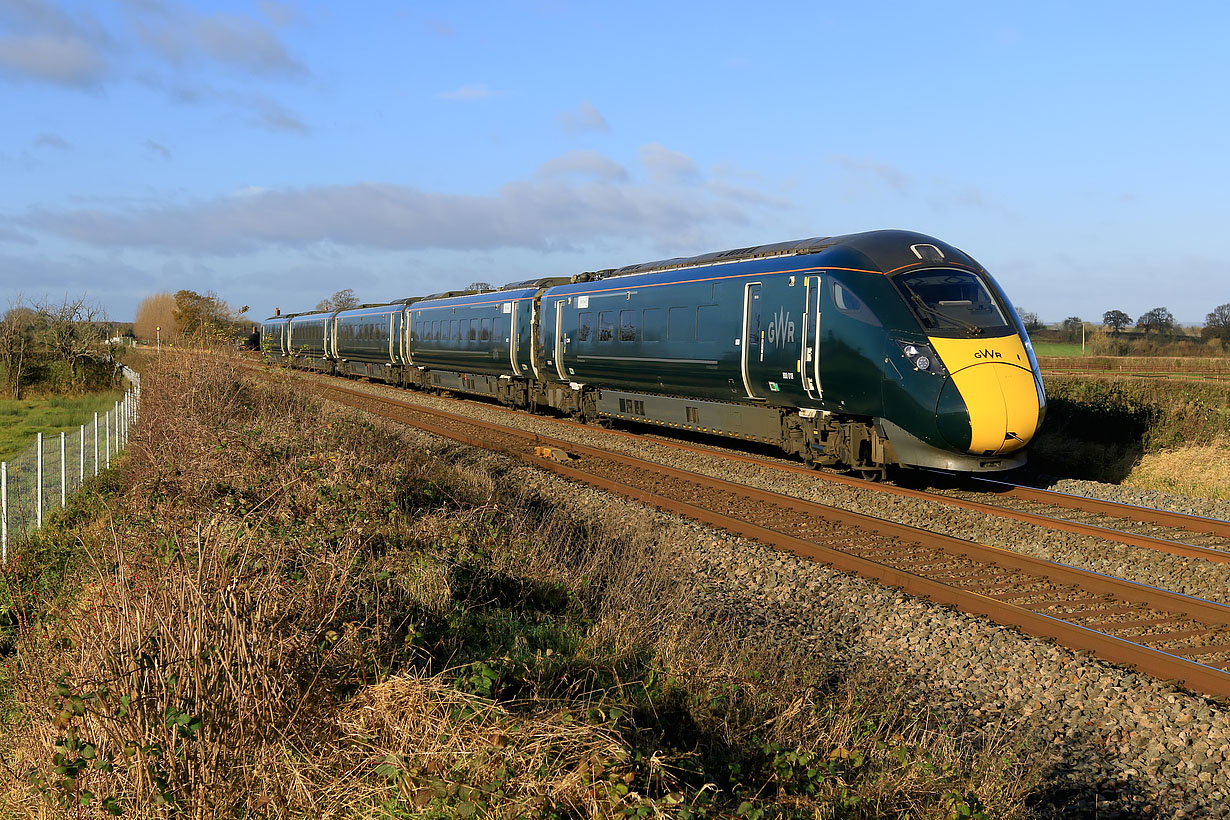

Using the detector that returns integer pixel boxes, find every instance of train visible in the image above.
[261,229,1046,476]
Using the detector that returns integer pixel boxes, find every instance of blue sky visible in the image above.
[1,0,1227,325]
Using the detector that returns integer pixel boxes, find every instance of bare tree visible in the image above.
[0,300,38,399]
[1016,310,1043,332]
[315,289,359,312]
[36,296,110,389]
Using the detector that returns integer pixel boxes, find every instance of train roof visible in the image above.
[569,230,980,284]
[408,286,543,311]
[265,230,983,319]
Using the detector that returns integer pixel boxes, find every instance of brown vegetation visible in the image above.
[0,352,1044,817]
[132,293,177,342]
[1122,438,1230,500]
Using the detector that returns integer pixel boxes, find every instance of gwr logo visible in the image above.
[767,307,796,347]
[974,349,1003,360]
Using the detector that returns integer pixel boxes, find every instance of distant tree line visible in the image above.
[0,296,119,399]
[1016,303,1229,341]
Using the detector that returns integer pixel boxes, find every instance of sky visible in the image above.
[1,0,1228,325]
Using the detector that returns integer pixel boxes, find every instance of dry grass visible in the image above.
[0,350,1047,818]
[1122,437,1230,500]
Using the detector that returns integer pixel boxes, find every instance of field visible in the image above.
[0,392,125,463]
[1031,342,1087,357]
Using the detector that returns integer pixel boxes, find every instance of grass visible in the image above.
[1032,342,1088,357]
[0,391,124,463]
[1121,438,1230,500]
[1028,374,1230,495]
[0,351,1046,818]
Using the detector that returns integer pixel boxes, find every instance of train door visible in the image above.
[740,283,764,398]
[554,300,568,381]
[803,275,823,400]
[401,307,413,366]
[508,301,520,375]
[388,312,397,364]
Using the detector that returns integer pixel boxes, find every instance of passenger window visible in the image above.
[668,307,694,341]
[578,311,593,342]
[469,319,478,341]
[643,308,664,342]
[480,318,491,341]
[619,310,637,342]
[598,311,613,342]
[494,316,506,342]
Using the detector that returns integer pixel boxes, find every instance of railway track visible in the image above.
[286,374,1230,698]
[242,358,1230,554]
[272,362,1230,562]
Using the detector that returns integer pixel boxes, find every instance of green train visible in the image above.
[262,230,1046,476]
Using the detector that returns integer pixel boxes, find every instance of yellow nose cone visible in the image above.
[928,336,1042,455]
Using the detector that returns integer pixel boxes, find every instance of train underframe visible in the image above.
[273,355,1023,475]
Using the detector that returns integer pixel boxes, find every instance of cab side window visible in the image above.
[832,281,882,327]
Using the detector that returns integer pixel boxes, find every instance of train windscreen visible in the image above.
[892,269,1012,337]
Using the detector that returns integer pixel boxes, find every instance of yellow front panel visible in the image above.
[929,335,1041,454]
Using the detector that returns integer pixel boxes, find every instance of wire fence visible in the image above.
[1,366,141,562]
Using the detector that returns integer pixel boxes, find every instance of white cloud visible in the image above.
[144,139,171,160]
[558,100,609,133]
[639,143,701,186]
[537,150,628,182]
[34,132,70,150]
[0,0,111,88]
[192,14,306,76]
[829,154,913,194]
[0,224,38,245]
[22,167,775,255]
[134,7,306,77]
[437,84,496,101]
[0,33,108,86]
[258,0,300,28]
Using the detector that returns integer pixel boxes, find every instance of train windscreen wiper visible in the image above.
[909,293,983,336]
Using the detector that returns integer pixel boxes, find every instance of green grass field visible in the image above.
[1032,341,1088,356]
[0,391,125,462]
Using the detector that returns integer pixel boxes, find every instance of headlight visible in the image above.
[896,340,947,375]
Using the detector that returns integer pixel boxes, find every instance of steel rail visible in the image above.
[306,378,1230,698]
[966,476,1230,539]
[246,358,1230,552]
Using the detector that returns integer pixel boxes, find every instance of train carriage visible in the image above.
[405,285,551,406]
[333,302,408,381]
[260,315,290,357]
[286,311,334,370]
